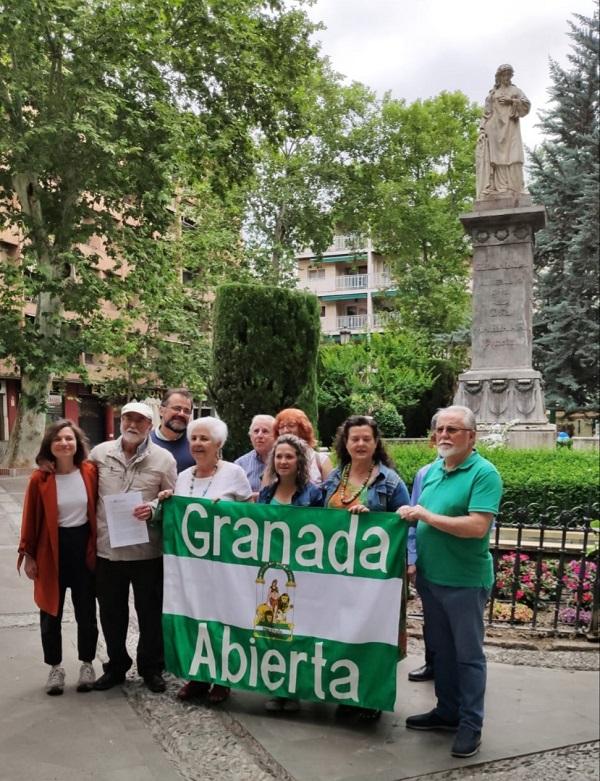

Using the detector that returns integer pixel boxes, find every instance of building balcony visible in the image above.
[297,234,367,258]
[301,272,393,296]
[328,311,399,335]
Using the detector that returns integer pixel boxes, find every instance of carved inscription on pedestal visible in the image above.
[471,241,533,370]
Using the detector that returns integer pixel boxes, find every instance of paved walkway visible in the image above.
[1,476,598,781]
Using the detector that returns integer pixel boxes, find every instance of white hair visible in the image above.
[248,414,275,433]
[437,405,477,431]
[187,416,228,446]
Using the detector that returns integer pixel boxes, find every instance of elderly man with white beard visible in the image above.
[399,405,502,760]
[90,402,176,693]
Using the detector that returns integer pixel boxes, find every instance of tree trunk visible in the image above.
[2,172,63,468]
[0,373,52,468]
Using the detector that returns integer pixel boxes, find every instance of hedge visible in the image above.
[387,444,600,520]
[210,283,320,459]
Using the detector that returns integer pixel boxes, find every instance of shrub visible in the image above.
[388,444,599,520]
[494,552,557,604]
[558,606,592,626]
[561,559,597,607]
[210,284,320,459]
[491,602,534,623]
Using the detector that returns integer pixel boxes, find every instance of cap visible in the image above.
[121,402,154,421]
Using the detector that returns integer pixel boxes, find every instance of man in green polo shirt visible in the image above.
[399,405,502,759]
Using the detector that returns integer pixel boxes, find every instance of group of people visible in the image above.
[18,388,502,759]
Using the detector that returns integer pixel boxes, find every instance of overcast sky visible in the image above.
[307,0,593,153]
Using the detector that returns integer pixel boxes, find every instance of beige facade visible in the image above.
[296,235,397,339]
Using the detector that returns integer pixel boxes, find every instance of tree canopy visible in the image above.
[529,2,599,412]
[0,0,320,465]
[364,91,480,338]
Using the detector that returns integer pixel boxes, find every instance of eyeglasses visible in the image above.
[435,426,474,435]
[164,405,192,415]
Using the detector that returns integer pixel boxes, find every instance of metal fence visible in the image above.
[411,502,600,637]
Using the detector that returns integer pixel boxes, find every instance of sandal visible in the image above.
[176,680,210,701]
[208,684,230,704]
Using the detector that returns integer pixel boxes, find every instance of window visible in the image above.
[308,268,325,280]
[320,306,326,317]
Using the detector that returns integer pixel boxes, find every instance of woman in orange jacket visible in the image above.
[18,419,98,695]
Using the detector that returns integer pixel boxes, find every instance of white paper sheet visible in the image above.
[104,491,149,548]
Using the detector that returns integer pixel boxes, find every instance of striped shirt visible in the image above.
[234,449,267,492]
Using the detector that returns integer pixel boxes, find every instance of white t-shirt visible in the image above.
[175,461,253,501]
[308,451,329,486]
[55,470,88,528]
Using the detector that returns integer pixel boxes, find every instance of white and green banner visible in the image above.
[162,497,407,711]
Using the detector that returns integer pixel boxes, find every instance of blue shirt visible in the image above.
[258,482,323,507]
[407,462,435,565]
[150,429,194,473]
[234,449,267,493]
[322,463,410,513]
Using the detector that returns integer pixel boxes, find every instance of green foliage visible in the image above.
[388,444,600,520]
[0,0,322,464]
[401,357,460,437]
[317,330,435,445]
[210,283,321,458]
[529,3,600,412]
[355,91,480,338]
[244,65,377,285]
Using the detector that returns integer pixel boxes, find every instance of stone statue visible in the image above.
[476,64,531,200]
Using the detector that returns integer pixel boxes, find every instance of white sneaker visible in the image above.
[46,665,65,696]
[76,662,95,693]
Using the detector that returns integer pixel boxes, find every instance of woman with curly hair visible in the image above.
[258,434,322,712]
[273,408,332,485]
[322,414,410,722]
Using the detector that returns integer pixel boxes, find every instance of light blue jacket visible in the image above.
[322,462,410,512]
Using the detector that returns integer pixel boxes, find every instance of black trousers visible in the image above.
[95,556,163,678]
[40,524,98,666]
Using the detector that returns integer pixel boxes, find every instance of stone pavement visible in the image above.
[1,476,598,781]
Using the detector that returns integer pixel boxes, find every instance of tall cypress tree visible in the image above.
[529,3,599,412]
[210,284,320,458]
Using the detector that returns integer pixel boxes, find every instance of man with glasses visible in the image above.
[399,405,502,759]
[150,388,195,472]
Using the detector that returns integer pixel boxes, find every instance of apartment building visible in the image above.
[296,234,397,340]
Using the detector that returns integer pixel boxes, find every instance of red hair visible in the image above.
[273,408,316,448]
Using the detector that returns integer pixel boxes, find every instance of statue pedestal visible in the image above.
[454,203,556,448]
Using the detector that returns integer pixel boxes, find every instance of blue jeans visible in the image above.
[417,574,489,731]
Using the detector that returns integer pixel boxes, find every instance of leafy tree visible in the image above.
[363,92,480,338]
[318,331,435,444]
[529,3,599,412]
[210,284,321,458]
[0,0,320,466]
[243,64,377,284]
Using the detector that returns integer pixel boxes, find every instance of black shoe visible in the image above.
[406,710,459,731]
[93,670,126,691]
[408,663,434,682]
[143,673,166,693]
[176,680,210,701]
[451,726,482,758]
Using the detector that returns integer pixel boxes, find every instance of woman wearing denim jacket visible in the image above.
[322,414,410,721]
[258,434,323,712]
